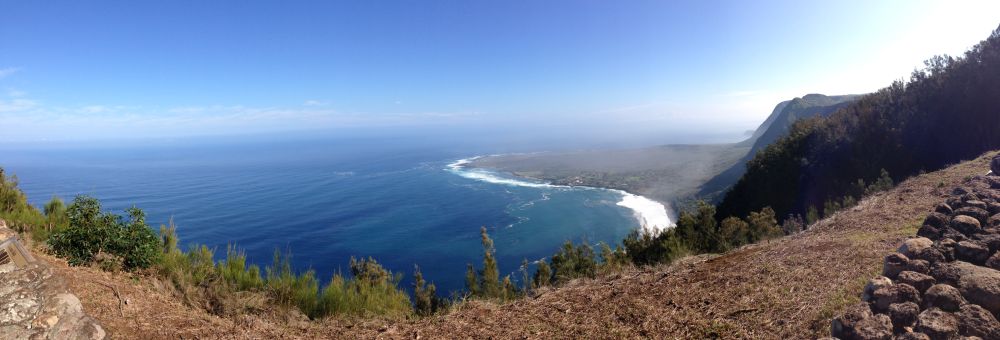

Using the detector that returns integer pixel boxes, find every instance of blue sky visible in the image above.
[1,1,999,144]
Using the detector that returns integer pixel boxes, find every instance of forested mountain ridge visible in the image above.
[697,94,860,202]
[717,25,1000,221]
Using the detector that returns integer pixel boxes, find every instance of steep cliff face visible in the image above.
[0,224,106,340]
[698,94,860,202]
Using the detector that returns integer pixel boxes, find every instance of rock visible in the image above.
[976,233,1000,253]
[935,203,955,215]
[955,241,990,265]
[832,302,882,340]
[864,276,894,303]
[987,203,1000,215]
[954,187,971,196]
[956,303,1000,339]
[962,193,982,203]
[941,228,970,242]
[951,215,983,236]
[897,271,936,293]
[888,302,920,329]
[986,253,1000,271]
[914,246,948,264]
[965,200,989,211]
[918,225,941,239]
[900,238,934,258]
[951,261,1000,316]
[923,284,966,312]
[893,333,931,340]
[884,253,911,279]
[924,212,951,229]
[930,263,963,286]
[873,283,921,312]
[916,308,959,340]
[956,207,991,228]
[989,214,1000,228]
[0,262,105,340]
[906,259,931,275]
[991,155,1000,175]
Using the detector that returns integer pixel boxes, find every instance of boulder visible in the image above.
[930,262,963,286]
[913,246,947,264]
[991,155,1000,175]
[893,332,931,340]
[832,302,891,340]
[884,253,911,279]
[987,202,1000,215]
[873,283,921,312]
[955,241,990,265]
[917,225,941,239]
[956,303,1000,339]
[924,212,951,229]
[888,302,920,329]
[989,214,1000,228]
[986,253,1000,271]
[896,271,936,293]
[951,215,983,236]
[956,207,990,228]
[899,238,934,258]
[923,284,966,312]
[965,200,989,211]
[935,203,954,215]
[906,259,931,275]
[863,276,894,303]
[916,308,959,340]
[952,261,1000,316]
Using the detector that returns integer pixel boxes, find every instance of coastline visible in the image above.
[446,157,674,233]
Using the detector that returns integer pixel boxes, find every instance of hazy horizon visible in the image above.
[2,1,1000,148]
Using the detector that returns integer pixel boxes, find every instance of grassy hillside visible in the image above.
[41,151,997,338]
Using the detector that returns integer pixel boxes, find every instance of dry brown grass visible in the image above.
[38,151,998,339]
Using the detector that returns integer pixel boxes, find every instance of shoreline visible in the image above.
[446,157,674,233]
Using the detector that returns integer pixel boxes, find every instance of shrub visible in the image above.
[49,195,160,270]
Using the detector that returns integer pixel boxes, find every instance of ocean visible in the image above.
[2,135,669,294]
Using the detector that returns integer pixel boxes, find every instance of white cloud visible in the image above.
[0,67,19,79]
[0,98,37,113]
[303,100,327,106]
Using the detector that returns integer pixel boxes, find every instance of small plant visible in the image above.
[49,195,161,270]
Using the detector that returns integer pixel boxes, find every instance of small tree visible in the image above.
[532,260,551,288]
[413,265,443,316]
[748,207,781,242]
[806,205,820,225]
[718,217,749,251]
[478,227,501,298]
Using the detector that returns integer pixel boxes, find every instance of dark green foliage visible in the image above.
[549,241,597,285]
[747,207,781,242]
[532,260,551,289]
[719,26,1000,220]
[718,217,750,251]
[464,263,479,295]
[806,206,820,225]
[465,227,518,301]
[49,195,161,270]
[413,265,445,316]
[0,168,48,240]
[622,228,690,266]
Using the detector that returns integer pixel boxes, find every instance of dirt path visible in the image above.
[42,151,997,339]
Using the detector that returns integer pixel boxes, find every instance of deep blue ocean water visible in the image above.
[2,136,641,294]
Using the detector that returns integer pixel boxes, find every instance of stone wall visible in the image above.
[0,224,106,340]
[831,161,1000,339]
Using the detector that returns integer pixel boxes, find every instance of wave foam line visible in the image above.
[614,190,673,234]
[446,157,567,189]
[448,157,673,233]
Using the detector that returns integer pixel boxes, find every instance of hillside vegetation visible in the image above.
[718,25,1000,222]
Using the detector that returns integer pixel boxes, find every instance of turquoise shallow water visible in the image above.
[2,137,642,294]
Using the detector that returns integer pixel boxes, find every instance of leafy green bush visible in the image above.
[49,195,161,270]
[0,168,49,240]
